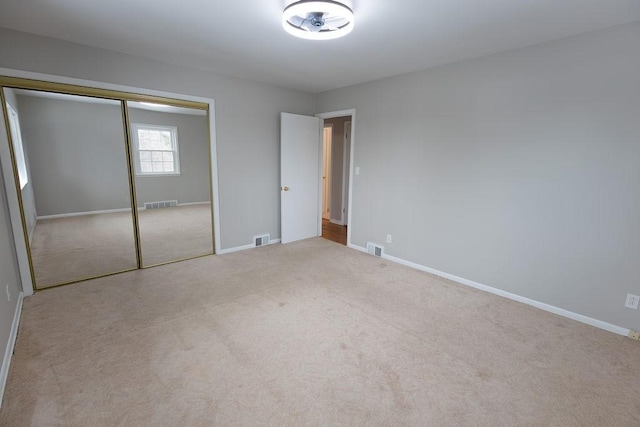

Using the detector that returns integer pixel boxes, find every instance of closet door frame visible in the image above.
[0,69,220,293]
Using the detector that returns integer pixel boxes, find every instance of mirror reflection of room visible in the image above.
[127,101,213,267]
[3,88,137,289]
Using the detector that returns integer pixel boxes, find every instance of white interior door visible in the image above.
[281,113,321,244]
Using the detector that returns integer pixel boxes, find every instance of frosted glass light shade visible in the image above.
[282,1,354,40]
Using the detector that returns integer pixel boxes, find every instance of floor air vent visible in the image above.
[367,242,384,257]
[254,234,271,247]
[144,200,178,209]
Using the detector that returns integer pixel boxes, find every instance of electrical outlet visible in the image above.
[629,330,640,341]
[386,234,392,243]
[625,294,639,310]
[5,284,10,302]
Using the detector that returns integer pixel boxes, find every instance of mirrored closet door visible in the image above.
[1,78,215,291]
[127,101,213,267]
[3,88,137,289]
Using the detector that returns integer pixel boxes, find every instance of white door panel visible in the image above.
[280,113,321,244]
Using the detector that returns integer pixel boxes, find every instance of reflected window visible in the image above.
[132,123,180,175]
[5,103,28,189]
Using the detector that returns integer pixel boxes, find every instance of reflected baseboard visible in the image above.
[138,201,210,210]
[178,201,210,207]
[37,207,132,220]
[37,202,212,219]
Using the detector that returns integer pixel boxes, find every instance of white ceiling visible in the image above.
[1,0,639,93]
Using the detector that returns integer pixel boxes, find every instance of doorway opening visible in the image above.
[319,115,351,246]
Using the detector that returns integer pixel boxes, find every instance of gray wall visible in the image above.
[324,116,350,224]
[17,96,131,216]
[0,27,315,248]
[128,108,210,207]
[0,152,22,385]
[316,22,640,331]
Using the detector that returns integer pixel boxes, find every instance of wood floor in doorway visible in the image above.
[321,219,347,245]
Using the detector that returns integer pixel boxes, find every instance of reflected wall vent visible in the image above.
[144,200,178,209]
[254,234,271,247]
[366,242,384,257]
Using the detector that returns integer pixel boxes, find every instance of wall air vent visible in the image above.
[366,242,384,257]
[254,234,271,247]
[144,200,178,209]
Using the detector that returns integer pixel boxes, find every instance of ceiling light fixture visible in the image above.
[282,0,354,41]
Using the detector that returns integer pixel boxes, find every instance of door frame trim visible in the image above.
[315,109,356,247]
[342,121,351,226]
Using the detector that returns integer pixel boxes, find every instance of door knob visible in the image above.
[282,186,290,191]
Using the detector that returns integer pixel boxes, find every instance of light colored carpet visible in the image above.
[1,238,639,425]
[30,204,213,288]
[138,203,213,267]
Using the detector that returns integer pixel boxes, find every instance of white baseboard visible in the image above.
[329,219,344,226]
[27,222,35,245]
[0,291,23,409]
[217,243,254,254]
[348,243,368,253]
[179,201,211,207]
[218,238,281,255]
[37,207,131,220]
[348,243,629,337]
